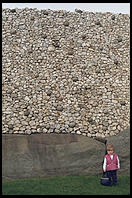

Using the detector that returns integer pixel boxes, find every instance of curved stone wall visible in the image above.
[2,128,130,179]
[2,8,130,137]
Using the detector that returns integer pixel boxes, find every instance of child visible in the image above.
[103,144,120,186]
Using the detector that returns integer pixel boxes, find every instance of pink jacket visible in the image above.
[105,153,119,171]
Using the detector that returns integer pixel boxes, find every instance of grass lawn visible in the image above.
[2,174,130,195]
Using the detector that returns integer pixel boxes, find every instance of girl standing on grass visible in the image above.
[103,144,120,186]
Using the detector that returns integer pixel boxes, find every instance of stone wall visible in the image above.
[2,8,130,138]
[2,133,105,178]
[2,128,130,179]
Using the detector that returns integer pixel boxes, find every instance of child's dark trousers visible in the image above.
[106,170,118,185]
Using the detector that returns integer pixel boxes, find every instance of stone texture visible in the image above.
[2,133,105,179]
[2,128,129,179]
[2,8,130,138]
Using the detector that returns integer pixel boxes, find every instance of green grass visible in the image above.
[2,175,130,195]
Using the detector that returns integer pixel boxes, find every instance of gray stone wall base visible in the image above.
[2,129,130,179]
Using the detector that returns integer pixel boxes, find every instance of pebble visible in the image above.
[2,8,130,137]
[76,131,81,135]
[56,105,63,111]
[82,133,87,136]
[48,45,55,52]
[43,128,48,133]
[69,122,76,128]
[26,130,32,134]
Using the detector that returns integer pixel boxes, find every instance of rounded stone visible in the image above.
[52,40,59,48]
[25,96,30,101]
[88,118,94,124]
[120,101,126,105]
[69,122,76,128]
[102,121,109,127]
[42,10,48,15]
[75,9,83,13]
[30,16,35,20]
[7,90,12,94]
[24,110,30,116]
[48,45,55,52]
[76,131,81,135]
[10,9,16,13]
[72,77,78,82]
[43,128,48,133]
[111,15,115,20]
[118,37,122,42]
[114,59,118,65]
[56,106,63,111]
[46,90,52,96]
[63,21,69,26]
[42,34,47,39]
[68,49,74,55]
[8,124,13,130]
[26,130,31,134]
[11,29,17,34]
[95,21,101,26]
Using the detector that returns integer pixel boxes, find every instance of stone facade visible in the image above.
[2,128,130,179]
[2,8,130,137]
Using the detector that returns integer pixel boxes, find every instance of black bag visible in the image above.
[100,173,111,186]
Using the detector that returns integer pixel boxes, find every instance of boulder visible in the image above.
[2,133,105,179]
[2,128,129,179]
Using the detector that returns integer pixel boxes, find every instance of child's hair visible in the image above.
[106,144,115,152]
